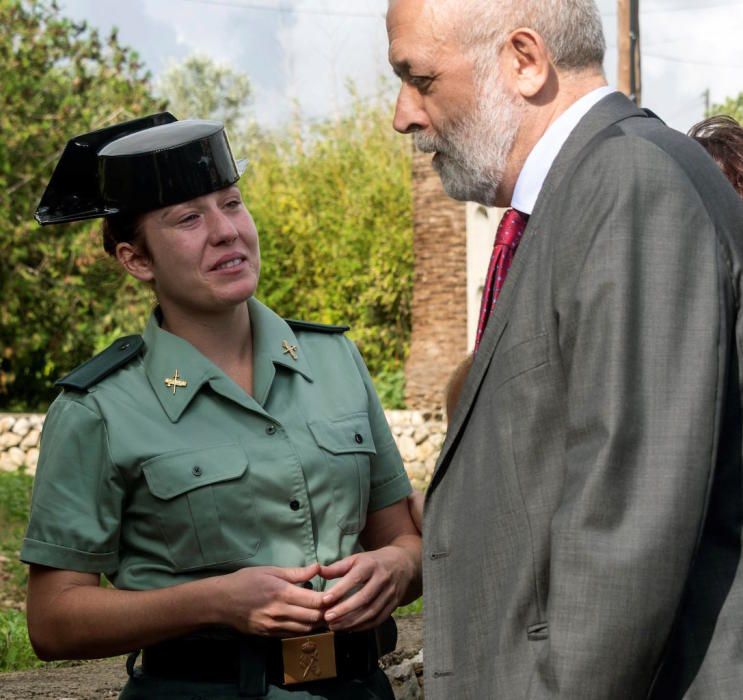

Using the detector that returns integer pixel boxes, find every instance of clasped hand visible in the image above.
[319,546,414,632]
[219,546,412,636]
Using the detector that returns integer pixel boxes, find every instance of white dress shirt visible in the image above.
[511,86,616,215]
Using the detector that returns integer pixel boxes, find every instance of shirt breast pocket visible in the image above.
[142,443,259,571]
[308,412,377,534]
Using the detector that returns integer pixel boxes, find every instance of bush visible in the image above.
[0,608,40,673]
[243,88,413,387]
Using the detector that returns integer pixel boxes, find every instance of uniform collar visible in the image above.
[142,298,314,422]
[248,297,314,405]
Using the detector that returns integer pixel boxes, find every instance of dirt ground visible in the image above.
[0,614,422,700]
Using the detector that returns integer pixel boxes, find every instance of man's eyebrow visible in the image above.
[389,57,411,79]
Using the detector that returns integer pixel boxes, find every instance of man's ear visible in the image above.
[502,28,552,99]
[116,241,154,283]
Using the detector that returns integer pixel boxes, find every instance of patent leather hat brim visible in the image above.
[35,113,244,226]
[35,112,177,226]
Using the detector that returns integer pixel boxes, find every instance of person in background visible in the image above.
[22,113,421,699]
[689,114,743,196]
[387,0,743,697]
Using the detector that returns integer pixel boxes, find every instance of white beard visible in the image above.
[414,75,522,206]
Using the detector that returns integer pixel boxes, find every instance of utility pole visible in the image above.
[618,0,641,105]
[703,88,711,116]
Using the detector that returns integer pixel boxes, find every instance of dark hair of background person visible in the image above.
[688,114,743,198]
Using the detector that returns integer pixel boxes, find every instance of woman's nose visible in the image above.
[209,210,239,244]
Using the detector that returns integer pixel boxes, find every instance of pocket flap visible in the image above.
[308,412,377,455]
[142,444,248,500]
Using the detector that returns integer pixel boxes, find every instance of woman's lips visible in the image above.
[210,254,246,272]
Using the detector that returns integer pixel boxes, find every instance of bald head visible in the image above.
[390,0,605,79]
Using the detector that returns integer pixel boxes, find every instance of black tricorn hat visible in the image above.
[35,112,246,225]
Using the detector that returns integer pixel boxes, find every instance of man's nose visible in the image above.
[393,83,429,134]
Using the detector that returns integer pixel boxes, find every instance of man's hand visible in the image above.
[318,542,418,632]
[213,563,326,637]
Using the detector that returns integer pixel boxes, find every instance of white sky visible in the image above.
[58,0,743,133]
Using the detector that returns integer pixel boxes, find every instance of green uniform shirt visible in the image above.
[21,298,411,591]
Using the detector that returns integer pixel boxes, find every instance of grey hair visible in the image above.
[419,0,606,78]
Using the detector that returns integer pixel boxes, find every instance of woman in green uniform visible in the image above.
[21,113,421,699]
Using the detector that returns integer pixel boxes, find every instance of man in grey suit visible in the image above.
[387,0,743,697]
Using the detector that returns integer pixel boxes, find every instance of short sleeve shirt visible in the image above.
[21,298,411,591]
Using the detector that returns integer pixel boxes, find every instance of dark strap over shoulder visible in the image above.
[56,335,143,391]
[285,319,350,333]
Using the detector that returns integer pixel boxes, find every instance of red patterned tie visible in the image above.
[474,208,529,351]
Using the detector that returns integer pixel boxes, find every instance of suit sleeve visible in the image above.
[528,137,729,697]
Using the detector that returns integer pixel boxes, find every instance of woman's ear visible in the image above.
[116,241,154,283]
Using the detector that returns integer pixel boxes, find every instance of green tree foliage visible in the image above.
[0,0,162,410]
[156,54,252,132]
[0,2,411,410]
[243,90,412,391]
[709,94,743,122]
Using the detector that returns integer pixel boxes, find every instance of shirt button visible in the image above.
[266,424,277,435]
[289,499,301,511]
[192,465,203,477]
[354,433,364,444]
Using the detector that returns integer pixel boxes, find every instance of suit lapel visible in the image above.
[428,92,647,494]
[430,229,536,490]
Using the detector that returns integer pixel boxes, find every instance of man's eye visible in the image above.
[410,75,433,92]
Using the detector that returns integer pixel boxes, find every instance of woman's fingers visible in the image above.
[328,588,395,631]
[275,603,325,626]
[320,558,372,607]
[324,571,388,624]
[271,563,321,584]
[318,556,355,581]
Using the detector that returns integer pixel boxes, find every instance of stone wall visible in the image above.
[0,412,444,488]
[0,414,42,473]
[386,409,444,491]
[406,146,468,411]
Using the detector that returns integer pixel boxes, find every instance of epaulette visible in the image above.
[285,319,350,334]
[55,335,144,391]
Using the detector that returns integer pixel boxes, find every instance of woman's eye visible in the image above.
[225,199,241,209]
[177,213,200,225]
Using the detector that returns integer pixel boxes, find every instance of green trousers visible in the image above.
[118,667,395,699]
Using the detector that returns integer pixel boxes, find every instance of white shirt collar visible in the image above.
[511,86,616,215]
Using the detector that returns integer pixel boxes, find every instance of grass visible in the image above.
[0,608,44,673]
[394,597,422,617]
[0,470,36,672]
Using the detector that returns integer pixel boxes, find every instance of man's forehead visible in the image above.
[387,0,451,66]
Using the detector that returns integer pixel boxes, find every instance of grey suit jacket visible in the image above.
[423,92,743,699]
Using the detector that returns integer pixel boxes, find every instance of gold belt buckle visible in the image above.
[281,630,337,685]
